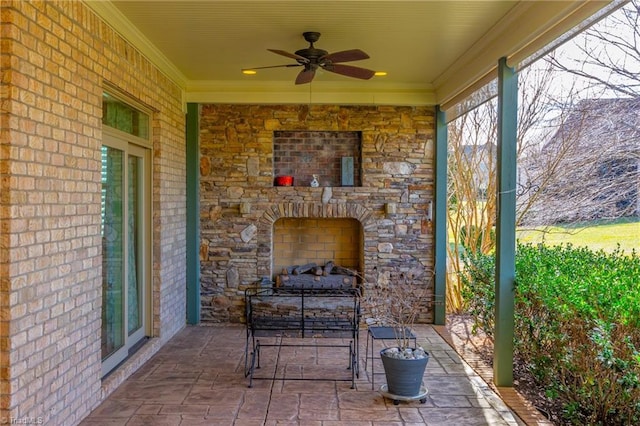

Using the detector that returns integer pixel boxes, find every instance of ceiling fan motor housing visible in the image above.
[295,47,328,62]
[296,32,327,63]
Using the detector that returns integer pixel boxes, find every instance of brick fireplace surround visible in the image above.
[199,104,435,323]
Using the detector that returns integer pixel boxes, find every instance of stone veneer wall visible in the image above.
[199,104,435,323]
[1,2,186,424]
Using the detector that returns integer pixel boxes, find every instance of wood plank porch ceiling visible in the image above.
[89,1,614,106]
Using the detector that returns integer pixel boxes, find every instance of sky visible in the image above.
[535,0,639,101]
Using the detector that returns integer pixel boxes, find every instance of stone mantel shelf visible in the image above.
[270,187,394,192]
[227,186,429,212]
[262,186,409,205]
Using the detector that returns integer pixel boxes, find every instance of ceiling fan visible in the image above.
[244,32,376,85]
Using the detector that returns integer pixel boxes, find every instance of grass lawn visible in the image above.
[517,217,640,253]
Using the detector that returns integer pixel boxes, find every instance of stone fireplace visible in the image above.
[199,104,435,323]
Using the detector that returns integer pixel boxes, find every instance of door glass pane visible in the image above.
[128,155,141,335]
[101,146,124,359]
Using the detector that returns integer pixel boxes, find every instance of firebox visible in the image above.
[272,217,363,280]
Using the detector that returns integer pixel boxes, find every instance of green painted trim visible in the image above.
[494,57,517,386]
[186,103,200,325]
[433,106,448,325]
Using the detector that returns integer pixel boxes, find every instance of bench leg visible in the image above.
[354,332,360,378]
[244,331,260,387]
[349,341,355,389]
[247,341,262,388]
[244,330,252,377]
[256,339,262,369]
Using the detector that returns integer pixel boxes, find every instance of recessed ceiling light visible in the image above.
[374,71,387,77]
[242,69,257,75]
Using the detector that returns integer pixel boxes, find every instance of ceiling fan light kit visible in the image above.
[245,32,376,84]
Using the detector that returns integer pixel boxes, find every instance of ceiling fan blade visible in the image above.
[268,49,309,62]
[321,49,370,63]
[322,64,375,80]
[295,68,316,85]
[242,64,302,71]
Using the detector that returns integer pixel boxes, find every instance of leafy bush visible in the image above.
[461,243,640,425]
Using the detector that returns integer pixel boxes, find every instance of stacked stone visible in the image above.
[199,104,436,324]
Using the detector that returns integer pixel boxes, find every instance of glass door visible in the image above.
[101,136,150,376]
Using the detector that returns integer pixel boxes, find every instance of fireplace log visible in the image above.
[332,265,357,276]
[281,266,298,275]
[276,273,356,289]
[323,261,335,276]
[293,263,317,275]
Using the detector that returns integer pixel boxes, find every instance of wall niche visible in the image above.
[273,131,362,187]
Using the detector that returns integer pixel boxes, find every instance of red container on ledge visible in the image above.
[274,175,294,186]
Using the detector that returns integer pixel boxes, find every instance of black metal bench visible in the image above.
[244,286,361,388]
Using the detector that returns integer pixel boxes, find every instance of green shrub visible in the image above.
[461,243,640,425]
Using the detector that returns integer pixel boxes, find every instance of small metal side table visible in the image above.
[364,326,417,390]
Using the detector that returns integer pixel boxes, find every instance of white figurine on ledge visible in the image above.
[310,175,319,187]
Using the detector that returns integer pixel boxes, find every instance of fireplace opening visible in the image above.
[272,218,363,280]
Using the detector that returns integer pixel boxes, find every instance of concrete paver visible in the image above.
[81,324,524,425]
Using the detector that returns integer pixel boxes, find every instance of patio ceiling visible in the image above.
[88,1,614,106]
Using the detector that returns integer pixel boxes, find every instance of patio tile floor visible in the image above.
[81,324,524,425]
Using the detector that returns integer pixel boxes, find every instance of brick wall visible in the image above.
[1,1,186,424]
[273,131,361,187]
[199,104,435,323]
